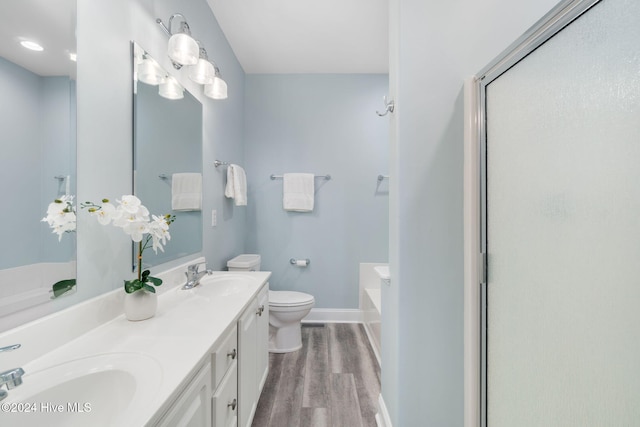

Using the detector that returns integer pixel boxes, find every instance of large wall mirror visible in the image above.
[132,42,203,268]
[0,0,77,318]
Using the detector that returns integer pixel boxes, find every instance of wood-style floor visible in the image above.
[251,323,381,427]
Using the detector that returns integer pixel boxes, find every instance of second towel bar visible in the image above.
[270,174,331,180]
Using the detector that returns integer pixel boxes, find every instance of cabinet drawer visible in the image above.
[212,324,238,388]
[213,361,238,427]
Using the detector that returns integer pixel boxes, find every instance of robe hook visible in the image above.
[376,96,395,117]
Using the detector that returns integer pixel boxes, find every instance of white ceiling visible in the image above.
[206,0,389,74]
[0,0,75,77]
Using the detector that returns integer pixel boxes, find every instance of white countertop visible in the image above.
[0,269,271,426]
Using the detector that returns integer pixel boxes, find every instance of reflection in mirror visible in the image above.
[0,0,77,318]
[132,42,203,268]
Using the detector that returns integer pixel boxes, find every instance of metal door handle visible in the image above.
[228,398,237,411]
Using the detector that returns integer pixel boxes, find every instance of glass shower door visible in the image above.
[484,0,640,425]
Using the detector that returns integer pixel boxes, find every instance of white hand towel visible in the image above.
[171,173,202,211]
[283,173,314,212]
[225,164,247,206]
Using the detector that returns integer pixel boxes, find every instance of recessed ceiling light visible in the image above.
[20,40,44,51]
[69,52,77,62]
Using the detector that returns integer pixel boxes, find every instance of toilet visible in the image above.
[227,254,315,353]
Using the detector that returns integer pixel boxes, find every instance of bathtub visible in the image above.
[0,261,76,317]
[360,263,386,365]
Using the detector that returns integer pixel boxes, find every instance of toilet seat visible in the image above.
[269,291,314,307]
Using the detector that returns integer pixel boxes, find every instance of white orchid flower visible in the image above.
[149,215,171,253]
[42,196,76,239]
[123,220,150,242]
[117,195,143,214]
[92,202,116,225]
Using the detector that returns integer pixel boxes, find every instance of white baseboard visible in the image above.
[376,394,392,427]
[302,308,363,324]
[363,321,381,366]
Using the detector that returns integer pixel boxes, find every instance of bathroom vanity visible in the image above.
[0,260,270,427]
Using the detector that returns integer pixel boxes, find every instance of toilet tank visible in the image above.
[227,254,261,271]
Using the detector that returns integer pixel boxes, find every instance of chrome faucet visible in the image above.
[0,344,24,401]
[182,263,212,290]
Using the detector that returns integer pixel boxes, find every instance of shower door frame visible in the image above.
[471,0,602,426]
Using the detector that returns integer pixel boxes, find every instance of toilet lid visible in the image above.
[269,291,314,307]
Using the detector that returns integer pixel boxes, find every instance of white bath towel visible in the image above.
[283,173,314,212]
[171,173,202,211]
[225,164,247,206]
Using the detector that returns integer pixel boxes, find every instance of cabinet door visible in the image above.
[157,363,212,427]
[256,285,269,393]
[238,298,258,427]
[213,362,238,427]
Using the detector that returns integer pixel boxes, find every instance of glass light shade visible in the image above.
[188,59,215,84]
[167,33,199,65]
[204,76,228,99]
[138,58,165,85]
[159,76,184,100]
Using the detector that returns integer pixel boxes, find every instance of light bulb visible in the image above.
[204,76,228,100]
[167,33,199,65]
[188,58,215,84]
[138,58,165,85]
[159,76,184,100]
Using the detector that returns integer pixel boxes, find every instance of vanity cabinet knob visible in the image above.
[256,305,265,316]
[228,398,237,411]
[227,348,237,359]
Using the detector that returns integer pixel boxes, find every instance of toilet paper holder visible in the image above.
[290,258,310,267]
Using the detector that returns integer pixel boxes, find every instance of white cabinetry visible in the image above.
[238,284,269,427]
[157,324,239,427]
[157,363,212,427]
[154,282,268,427]
[256,287,269,391]
[212,324,239,427]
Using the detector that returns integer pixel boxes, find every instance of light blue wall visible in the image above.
[0,57,41,270]
[0,57,74,270]
[384,0,561,425]
[244,74,388,308]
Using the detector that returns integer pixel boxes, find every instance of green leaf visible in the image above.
[147,276,162,287]
[141,270,150,281]
[52,279,76,298]
[124,279,143,294]
[142,283,156,293]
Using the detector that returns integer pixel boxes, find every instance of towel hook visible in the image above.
[376,96,395,117]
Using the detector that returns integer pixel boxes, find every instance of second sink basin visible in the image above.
[3,352,162,427]
[180,272,259,298]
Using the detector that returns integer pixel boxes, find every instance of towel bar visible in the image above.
[270,174,331,180]
[214,160,230,167]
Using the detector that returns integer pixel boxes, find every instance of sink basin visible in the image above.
[200,274,255,295]
[179,272,258,298]
[3,352,162,427]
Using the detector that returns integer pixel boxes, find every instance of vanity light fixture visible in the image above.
[68,52,77,62]
[159,76,184,100]
[157,13,228,100]
[204,67,228,100]
[138,56,166,86]
[20,40,44,51]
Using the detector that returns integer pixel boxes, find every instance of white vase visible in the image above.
[124,290,157,321]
